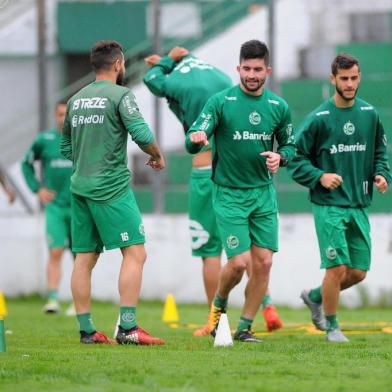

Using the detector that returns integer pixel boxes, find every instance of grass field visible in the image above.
[1,296,392,392]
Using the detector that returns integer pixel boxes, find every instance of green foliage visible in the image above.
[1,297,392,392]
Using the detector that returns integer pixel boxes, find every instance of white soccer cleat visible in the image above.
[326,327,349,343]
[300,290,327,331]
[43,299,60,314]
[65,303,76,317]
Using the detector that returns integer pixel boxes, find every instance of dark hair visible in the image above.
[90,40,123,72]
[56,100,67,107]
[331,53,359,75]
[240,40,269,65]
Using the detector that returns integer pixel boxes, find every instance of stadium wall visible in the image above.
[1,213,391,308]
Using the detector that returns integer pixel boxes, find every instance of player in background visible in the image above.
[289,53,391,342]
[22,101,75,315]
[0,167,16,204]
[61,40,165,345]
[144,46,282,334]
[186,40,295,342]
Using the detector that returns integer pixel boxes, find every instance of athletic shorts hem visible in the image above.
[322,261,370,271]
[105,239,145,250]
[252,242,278,253]
[225,246,251,258]
[192,251,222,258]
[48,244,68,250]
[72,246,103,253]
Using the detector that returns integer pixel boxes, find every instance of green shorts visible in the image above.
[213,183,278,258]
[313,204,371,271]
[71,188,145,253]
[189,168,222,257]
[45,203,71,249]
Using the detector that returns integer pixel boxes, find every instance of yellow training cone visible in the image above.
[0,292,7,318]
[162,294,179,322]
[0,292,7,353]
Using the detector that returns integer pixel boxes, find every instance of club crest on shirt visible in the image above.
[343,121,355,136]
[249,111,261,126]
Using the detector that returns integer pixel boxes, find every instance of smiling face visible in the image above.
[237,57,271,95]
[331,64,361,102]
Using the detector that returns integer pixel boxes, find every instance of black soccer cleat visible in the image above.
[233,328,262,343]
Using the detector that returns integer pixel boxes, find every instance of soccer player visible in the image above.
[0,167,16,204]
[22,101,75,315]
[61,40,165,345]
[144,46,282,334]
[185,40,295,342]
[289,53,391,342]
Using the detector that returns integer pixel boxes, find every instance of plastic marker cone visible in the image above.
[0,292,7,318]
[214,313,233,347]
[0,292,7,353]
[162,294,179,322]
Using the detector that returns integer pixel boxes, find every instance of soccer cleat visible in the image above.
[116,325,165,345]
[43,299,60,314]
[207,304,226,337]
[300,290,327,331]
[262,305,283,332]
[233,328,262,343]
[65,303,76,317]
[80,330,116,344]
[326,327,349,343]
[193,324,212,337]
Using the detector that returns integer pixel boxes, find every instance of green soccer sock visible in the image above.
[213,295,228,309]
[77,313,96,334]
[119,306,137,330]
[47,290,58,301]
[309,287,322,304]
[326,314,339,330]
[237,316,253,332]
[262,294,272,310]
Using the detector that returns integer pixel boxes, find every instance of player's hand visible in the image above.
[5,186,16,204]
[260,151,281,174]
[190,131,209,146]
[320,173,343,189]
[144,54,162,67]
[168,47,189,62]
[146,155,165,171]
[37,187,55,204]
[374,175,388,194]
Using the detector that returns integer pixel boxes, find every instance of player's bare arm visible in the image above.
[0,171,16,204]
[141,141,165,171]
[319,173,343,190]
[260,151,281,174]
[374,175,388,194]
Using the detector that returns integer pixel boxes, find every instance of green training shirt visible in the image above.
[61,80,155,202]
[22,128,72,207]
[185,85,295,188]
[143,54,232,131]
[288,97,392,207]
